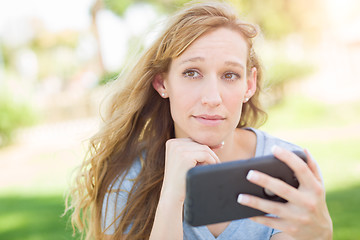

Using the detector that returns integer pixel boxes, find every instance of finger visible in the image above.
[189,143,220,164]
[166,139,220,167]
[165,138,193,153]
[304,148,323,184]
[189,150,218,165]
[188,139,221,163]
[272,146,316,187]
[204,146,221,164]
[245,170,303,205]
[237,194,293,220]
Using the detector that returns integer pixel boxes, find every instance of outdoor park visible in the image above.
[0,0,360,239]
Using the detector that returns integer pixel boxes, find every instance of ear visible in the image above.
[152,73,168,98]
[246,67,257,98]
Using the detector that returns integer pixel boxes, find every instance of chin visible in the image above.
[191,134,222,147]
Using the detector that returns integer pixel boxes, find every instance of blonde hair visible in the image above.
[66,1,266,239]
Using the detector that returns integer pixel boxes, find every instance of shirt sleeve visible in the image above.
[101,160,141,235]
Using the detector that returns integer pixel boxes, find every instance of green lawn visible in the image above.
[0,195,76,240]
[327,184,360,239]
[0,95,359,239]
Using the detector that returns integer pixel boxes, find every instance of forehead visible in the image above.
[174,27,249,64]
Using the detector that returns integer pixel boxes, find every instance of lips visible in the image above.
[193,114,225,126]
[195,114,225,120]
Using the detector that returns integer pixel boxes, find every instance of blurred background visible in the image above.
[0,0,359,239]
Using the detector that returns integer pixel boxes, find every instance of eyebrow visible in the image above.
[225,61,245,70]
[180,57,205,65]
[180,57,245,70]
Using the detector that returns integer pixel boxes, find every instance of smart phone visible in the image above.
[184,150,307,226]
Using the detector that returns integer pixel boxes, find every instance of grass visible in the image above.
[0,195,78,240]
[327,184,360,239]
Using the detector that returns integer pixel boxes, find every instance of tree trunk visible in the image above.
[91,0,105,76]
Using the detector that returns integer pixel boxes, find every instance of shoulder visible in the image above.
[246,128,302,156]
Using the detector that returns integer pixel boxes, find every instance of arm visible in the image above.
[149,193,184,240]
[149,138,220,240]
[238,146,333,240]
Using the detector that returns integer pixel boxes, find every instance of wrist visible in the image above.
[159,181,185,205]
[158,188,185,208]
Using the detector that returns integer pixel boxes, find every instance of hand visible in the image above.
[160,138,221,204]
[237,146,333,240]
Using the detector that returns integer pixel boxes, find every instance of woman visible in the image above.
[67,1,333,239]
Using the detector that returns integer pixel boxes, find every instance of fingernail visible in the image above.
[271,145,282,155]
[237,194,249,204]
[246,170,258,181]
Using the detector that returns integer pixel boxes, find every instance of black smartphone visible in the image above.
[184,150,307,226]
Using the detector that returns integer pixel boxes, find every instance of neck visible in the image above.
[212,132,236,162]
[213,128,256,163]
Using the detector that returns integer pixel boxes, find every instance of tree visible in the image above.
[90,0,106,75]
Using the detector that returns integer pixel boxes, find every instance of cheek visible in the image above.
[167,79,198,108]
[224,90,244,116]
[167,86,193,119]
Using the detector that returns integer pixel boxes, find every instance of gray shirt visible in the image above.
[102,128,303,239]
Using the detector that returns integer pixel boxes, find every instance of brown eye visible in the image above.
[187,71,196,77]
[183,70,201,79]
[225,73,233,79]
[223,72,240,81]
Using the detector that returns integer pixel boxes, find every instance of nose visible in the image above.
[201,77,222,107]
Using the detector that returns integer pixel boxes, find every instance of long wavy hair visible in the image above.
[66,1,267,239]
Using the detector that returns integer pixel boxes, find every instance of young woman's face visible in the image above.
[160,27,256,147]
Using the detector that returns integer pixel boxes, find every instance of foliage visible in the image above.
[230,0,324,40]
[29,31,80,82]
[98,71,119,85]
[103,0,135,16]
[103,0,189,16]
[262,60,315,105]
[266,60,314,87]
[103,0,323,40]
[0,94,37,147]
[229,0,295,39]
[0,43,11,68]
